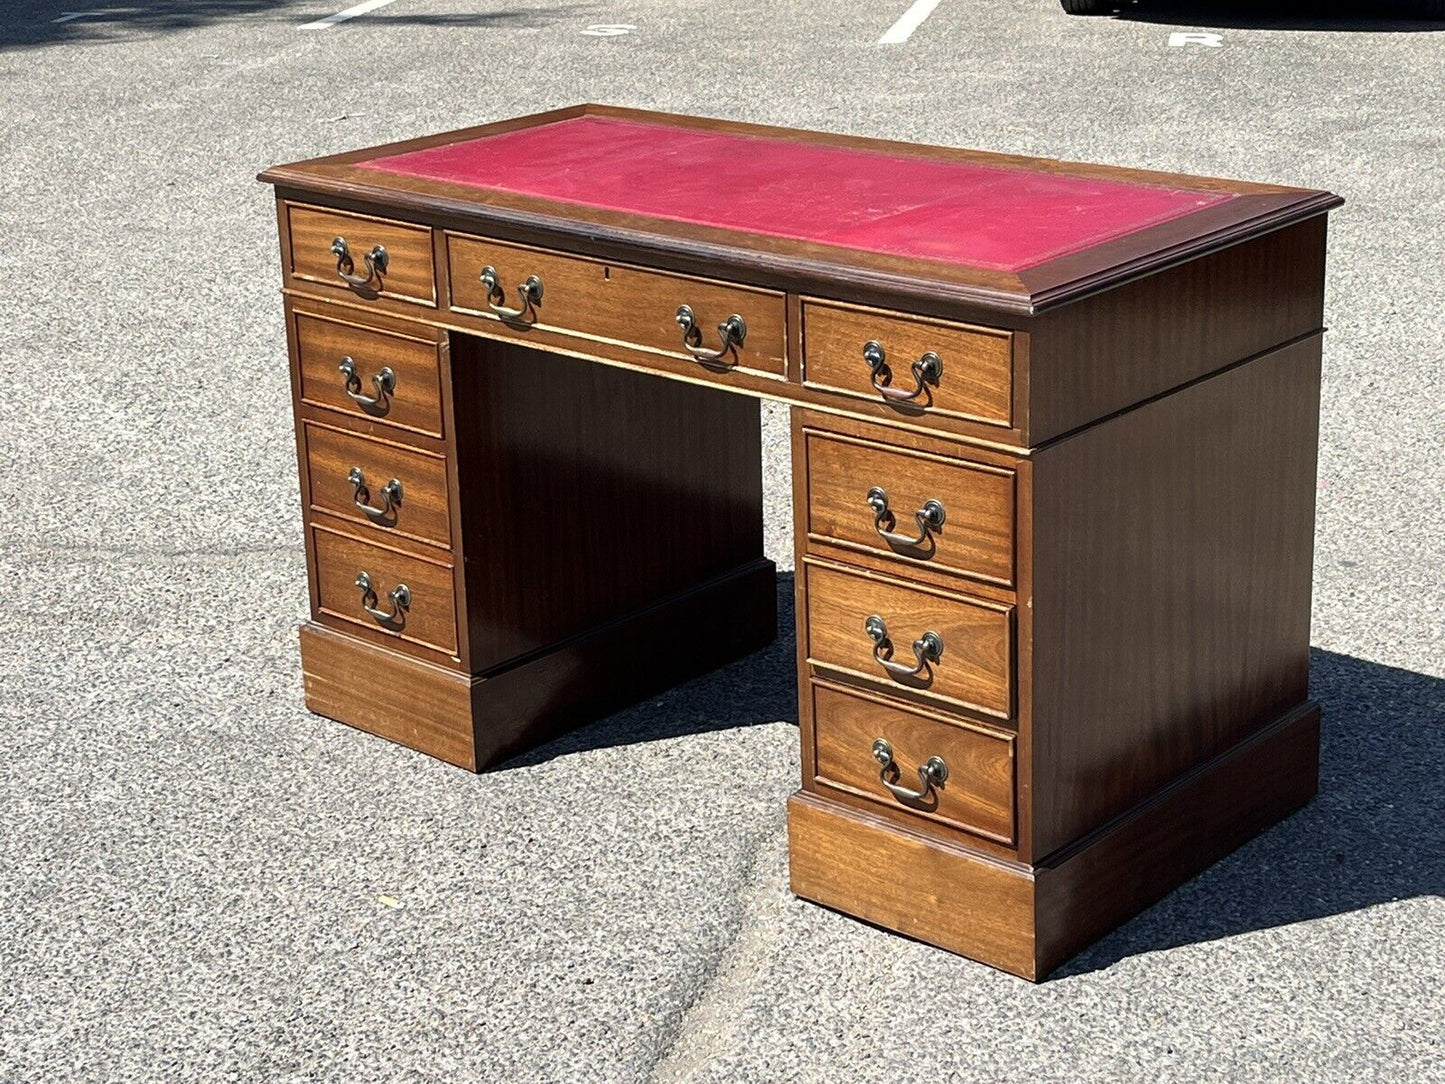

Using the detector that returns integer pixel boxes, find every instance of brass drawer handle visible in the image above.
[355,570,410,626]
[872,738,948,804]
[479,265,543,322]
[338,357,395,413]
[865,487,946,550]
[331,236,388,289]
[675,305,747,364]
[864,615,943,683]
[863,340,942,403]
[348,467,402,523]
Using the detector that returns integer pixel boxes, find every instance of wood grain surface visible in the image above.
[810,680,1016,844]
[293,306,445,438]
[311,524,458,658]
[802,298,1014,426]
[303,421,451,548]
[446,231,788,378]
[804,557,1013,720]
[1028,335,1323,855]
[448,333,769,673]
[801,425,1015,588]
[788,791,1037,978]
[287,203,436,306]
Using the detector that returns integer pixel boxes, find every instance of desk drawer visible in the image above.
[312,526,458,657]
[286,203,436,306]
[802,427,1015,587]
[812,682,1015,845]
[304,423,451,548]
[802,300,1013,427]
[446,233,787,377]
[805,559,1013,720]
[294,310,445,437]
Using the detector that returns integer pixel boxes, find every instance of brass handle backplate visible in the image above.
[355,570,410,627]
[479,265,544,322]
[331,236,388,290]
[338,357,395,414]
[675,305,747,365]
[863,340,942,403]
[866,486,946,551]
[348,467,402,523]
[872,738,948,804]
[864,615,943,683]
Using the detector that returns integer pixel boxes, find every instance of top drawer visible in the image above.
[284,203,436,307]
[445,233,787,378]
[802,300,1013,428]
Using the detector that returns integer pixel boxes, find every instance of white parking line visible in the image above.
[879,0,943,44]
[53,8,128,23]
[299,0,398,30]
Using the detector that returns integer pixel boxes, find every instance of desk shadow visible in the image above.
[498,572,799,769]
[1,1,597,52]
[1056,648,1445,977]
[498,589,1444,976]
[1098,0,1445,31]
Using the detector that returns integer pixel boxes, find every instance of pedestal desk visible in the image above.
[259,105,1341,980]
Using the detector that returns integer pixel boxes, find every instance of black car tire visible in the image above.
[1420,0,1445,18]
[1060,0,1109,13]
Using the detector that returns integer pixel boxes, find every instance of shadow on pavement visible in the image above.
[0,1,597,52]
[1058,647,1444,976]
[510,573,1444,974]
[500,572,801,767]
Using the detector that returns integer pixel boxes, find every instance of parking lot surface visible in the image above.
[1,2,1442,1080]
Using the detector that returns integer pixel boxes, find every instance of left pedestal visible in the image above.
[285,292,776,771]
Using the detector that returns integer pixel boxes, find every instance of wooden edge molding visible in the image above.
[259,105,1342,317]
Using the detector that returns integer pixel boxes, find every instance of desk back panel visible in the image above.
[447,333,767,674]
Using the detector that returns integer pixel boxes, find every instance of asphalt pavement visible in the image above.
[1,1,1442,1080]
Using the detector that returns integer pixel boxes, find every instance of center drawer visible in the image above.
[445,233,787,377]
[804,558,1013,720]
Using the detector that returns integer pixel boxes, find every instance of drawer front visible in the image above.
[805,559,1013,719]
[446,233,787,377]
[286,204,436,306]
[802,300,1013,427]
[294,311,445,437]
[803,428,1015,587]
[812,682,1015,844]
[312,527,458,656]
[304,423,451,548]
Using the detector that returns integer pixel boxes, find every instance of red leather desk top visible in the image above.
[357,116,1231,273]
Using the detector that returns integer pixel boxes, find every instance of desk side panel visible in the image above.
[1028,335,1322,857]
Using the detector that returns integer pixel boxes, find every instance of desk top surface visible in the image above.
[260,105,1340,314]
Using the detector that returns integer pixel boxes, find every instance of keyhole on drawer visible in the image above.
[603,266,611,281]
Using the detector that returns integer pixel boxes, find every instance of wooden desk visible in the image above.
[259,105,1341,980]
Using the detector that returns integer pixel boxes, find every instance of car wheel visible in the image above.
[1060,0,1110,13]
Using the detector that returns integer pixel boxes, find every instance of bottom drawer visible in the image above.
[312,525,458,657]
[811,682,1015,845]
